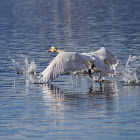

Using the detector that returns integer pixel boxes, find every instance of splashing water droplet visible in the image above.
[11,58,23,74]
[122,55,140,84]
[26,60,37,74]
[11,55,37,74]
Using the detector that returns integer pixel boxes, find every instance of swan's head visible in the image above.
[48,46,57,52]
[48,46,65,53]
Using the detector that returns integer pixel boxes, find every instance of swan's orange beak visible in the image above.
[48,49,51,52]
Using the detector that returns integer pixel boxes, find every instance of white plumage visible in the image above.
[82,47,118,71]
[37,52,111,83]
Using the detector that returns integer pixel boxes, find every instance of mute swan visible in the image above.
[36,52,112,83]
[48,46,118,71]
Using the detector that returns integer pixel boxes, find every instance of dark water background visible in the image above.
[0,0,140,139]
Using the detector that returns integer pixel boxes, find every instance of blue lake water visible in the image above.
[0,0,140,139]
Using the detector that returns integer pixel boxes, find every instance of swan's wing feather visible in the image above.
[92,47,118,70]
[82,47,118,71]
[93,47,118,63]
[38,52,92,83]
[90,55,112,74]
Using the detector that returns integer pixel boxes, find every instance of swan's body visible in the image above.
[37,52,111,83]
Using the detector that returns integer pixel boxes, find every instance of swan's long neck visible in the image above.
[56,49,65,53]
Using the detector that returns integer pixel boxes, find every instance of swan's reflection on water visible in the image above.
[27,73,119,100]
[39,77,119,102]
[89,81,119,99]
[36,78,119,124]
[13,74,120,125]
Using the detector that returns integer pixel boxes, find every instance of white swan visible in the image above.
[48,46,118,71]
[36,52,112,83]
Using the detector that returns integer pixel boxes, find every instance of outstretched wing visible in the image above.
[93,47,118,70]
[37,52,93,83]
[82,47,118,71]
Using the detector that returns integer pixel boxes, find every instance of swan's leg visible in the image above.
[98,72,101,80]
[98,72,102,82]
[88,64,95,78]
[88,69,93,78]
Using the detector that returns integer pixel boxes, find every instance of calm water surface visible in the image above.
[0,0,140,140]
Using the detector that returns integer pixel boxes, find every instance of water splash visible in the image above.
[121,55,140,84]
[11,54,37,74]
[11,58,23,74]
[24,57,37,74]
